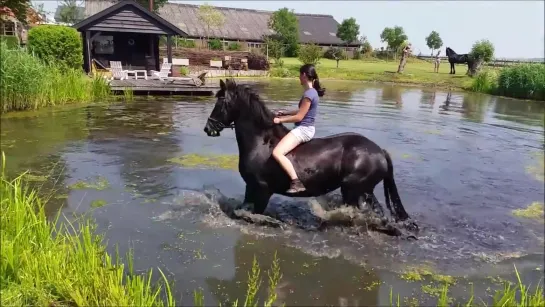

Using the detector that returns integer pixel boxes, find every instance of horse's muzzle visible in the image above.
[204,121,221,137]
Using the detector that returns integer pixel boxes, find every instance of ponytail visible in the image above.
[313,78,326,97]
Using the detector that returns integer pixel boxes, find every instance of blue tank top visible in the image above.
[295,88,319,127]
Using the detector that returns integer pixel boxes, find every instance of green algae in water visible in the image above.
[90,199,107,208]
[526,152,544,182]
[400,265,455,285]
[512,202,544,222]
[23,173,48,182]
[168,153,239,170]
[54,194,69,200]
[68,176,110,190]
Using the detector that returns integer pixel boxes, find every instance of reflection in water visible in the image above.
[205,235,381,306]
[1,79,544,306]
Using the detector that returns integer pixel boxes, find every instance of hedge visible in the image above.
[27,25,83,70]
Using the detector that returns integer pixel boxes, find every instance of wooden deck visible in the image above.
[109,79,220,96]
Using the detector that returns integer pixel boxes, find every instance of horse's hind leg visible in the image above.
[252,188,272,215]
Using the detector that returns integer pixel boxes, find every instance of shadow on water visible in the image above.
[1,79,544,305]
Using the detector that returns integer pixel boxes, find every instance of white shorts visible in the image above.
[290,125,315,142]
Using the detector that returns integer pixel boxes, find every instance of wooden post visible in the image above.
[85,31,92,74]
[167,35,172,64]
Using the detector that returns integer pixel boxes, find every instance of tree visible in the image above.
[425,31,443,56]
[468,39,495,76]
[268,8,299,57]
[336,17,360,45]
[1,0,31,25]
[197,4,225,47]
[298,42,322,65]
[263,35,284,66]
[380,26,408,59]
[359,35,372,55]
[56,0,83,25]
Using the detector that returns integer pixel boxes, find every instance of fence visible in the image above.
[416,55,544,67]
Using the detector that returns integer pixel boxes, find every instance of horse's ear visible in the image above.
[219,79,226,90]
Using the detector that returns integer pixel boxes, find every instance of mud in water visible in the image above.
[2,79,544,305]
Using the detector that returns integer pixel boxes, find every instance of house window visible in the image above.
[303,31,311,36]
[1,22,15,36]
[248,42,262,49]
[93,35,114,55]
[329,32,336,37]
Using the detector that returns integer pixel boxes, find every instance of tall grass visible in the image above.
[471,63,545,101]
[496,63,545,101]
[0,42,111,113]
[0,153,174,306]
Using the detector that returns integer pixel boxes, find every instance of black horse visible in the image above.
[203,79,415,226]
[445,47,473,75]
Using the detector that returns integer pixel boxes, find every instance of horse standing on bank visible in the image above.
[445,47,473,75]
[203,79,417,229]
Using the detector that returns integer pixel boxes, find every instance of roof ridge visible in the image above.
[166,2,335,18]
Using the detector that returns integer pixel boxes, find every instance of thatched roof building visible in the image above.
[82,0,361,48]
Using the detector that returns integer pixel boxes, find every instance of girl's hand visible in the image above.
[275,110,285,116]
[273,117,281,124]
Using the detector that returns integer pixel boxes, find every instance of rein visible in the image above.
[207,117,235,130]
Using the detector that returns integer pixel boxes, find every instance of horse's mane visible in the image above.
[233,84,275,126]
[227,80,290,137]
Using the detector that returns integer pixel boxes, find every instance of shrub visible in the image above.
[27,25,83,70]
[470,69,498,93]
[0,35,19,49]
[361,41,373,55]
[496,64,545,101]
[270,67,295,78]
[298,43,322,65]
[470,39,495,62]
[247,53,269,70]
[323,47,345,60]
[352,50,362,60]
[179,66,189,76]
[177,37,196,48]
[208,38,223,50]
[227,42,241,51]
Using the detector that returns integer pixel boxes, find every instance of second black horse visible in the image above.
[204,79,416,227]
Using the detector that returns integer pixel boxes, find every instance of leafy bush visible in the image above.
[496,64,545,100]
[177,37,196,48]
[323,47,345,60]
[179,66,189,76]
[0,35,19,49]
[470,69,498,93]
[352,50,362,60]
[247,53,270,70]
[298,43,322,65]
[208,38,223,50]
[27,25,83,70]
[470,39,495,62]
[227,42,241,51]
[270,67,294,78]
[361,41,373,55]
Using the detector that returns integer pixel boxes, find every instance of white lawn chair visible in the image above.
[167,72,207,87]
[150,63,172,81]
[109,61,128,80]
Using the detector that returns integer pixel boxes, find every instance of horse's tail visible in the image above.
[382,149,410,221]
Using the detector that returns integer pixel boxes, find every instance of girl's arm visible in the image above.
[275,109,298,116]
[276,99,311,124]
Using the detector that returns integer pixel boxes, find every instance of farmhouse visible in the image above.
[82,0,361,56]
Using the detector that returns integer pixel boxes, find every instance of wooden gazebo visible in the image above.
[72,0,186,74]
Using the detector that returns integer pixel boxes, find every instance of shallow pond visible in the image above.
[2,79,544,305]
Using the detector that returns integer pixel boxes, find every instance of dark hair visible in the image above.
[300,64,326,97]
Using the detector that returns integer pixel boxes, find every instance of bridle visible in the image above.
[207,117,235,131]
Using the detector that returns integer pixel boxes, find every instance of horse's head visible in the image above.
[204,79,239,137]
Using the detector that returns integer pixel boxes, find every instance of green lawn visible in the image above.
[275,57,475,90]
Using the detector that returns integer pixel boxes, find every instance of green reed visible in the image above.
[471,63,545,101]
[0,153,174,306]
[0,42,111,113]
[496,63,545,101]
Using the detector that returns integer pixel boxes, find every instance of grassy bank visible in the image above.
[271,57,474,90]
[0,43,111,113]
[0,155,174,306]
[470,64,545,101]
[2,154,543,306]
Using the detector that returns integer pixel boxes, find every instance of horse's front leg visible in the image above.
[252,187,272,215]
[242,185,256,211]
